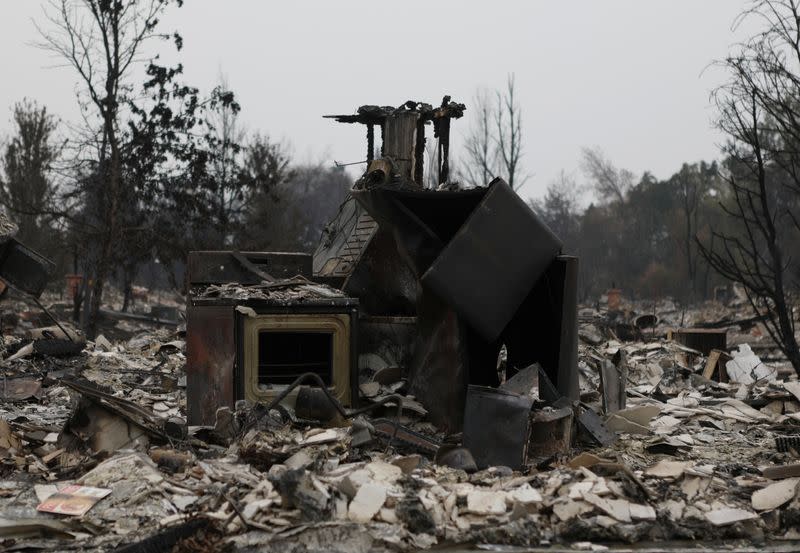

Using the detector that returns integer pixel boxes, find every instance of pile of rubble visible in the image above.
[1,296,800,552]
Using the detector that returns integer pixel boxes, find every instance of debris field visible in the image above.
[0,292,800,552]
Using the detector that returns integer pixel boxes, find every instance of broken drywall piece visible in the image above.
[569,481,595,499]
[94,334,114,352]
[359,381,381,398]
[783,381,800,404]
[629,503,657,521]
[338,469,371,498]
[704,507,758,526]
[365,460,402,483]
[604,414,649,434]
[606,404,661,434]
[302,428,342,445]
[285,450,314,470]
[645,460,694,478]
[391,454,422,474]
[571,542,609,551]
[0,377,42,401]
[581,492,632,523]
[348,482,387,523]
[507,484,543,505]
[752,478,799,511]
[663,499,686,520]
[552,499,593,521]
[681,476,712,500]
[466,490,507,515]
[725,344,775,384]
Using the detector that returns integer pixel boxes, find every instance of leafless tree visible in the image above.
[36,0,174,336]
[580,146,635,205]
[495,74,528,190]
[461,74,528,189]
[461,88,496,187]
[698,0,800,373]
[209,73,247,247]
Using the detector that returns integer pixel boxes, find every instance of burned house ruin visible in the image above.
[186,97,580,467]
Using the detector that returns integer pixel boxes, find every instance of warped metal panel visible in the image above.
[463,385,533,470]
[420,178,562,342]
[0,238,55,297]
[186,304,236,425]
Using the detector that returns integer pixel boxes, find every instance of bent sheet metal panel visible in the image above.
[0,238,55,297]
[501,255,580,402]
[350,184,485,278]
[462,385,534,470]
[407,290,471,431]
[421,178,562,342]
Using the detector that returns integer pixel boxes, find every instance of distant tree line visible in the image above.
[531,152,734,304]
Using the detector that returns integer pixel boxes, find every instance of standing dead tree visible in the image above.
[208,73,247,248]
[699,0,800,373]
[461,88,496,187]
[36,0,178,336]
[461,74,528,189]
[495,74,527,190]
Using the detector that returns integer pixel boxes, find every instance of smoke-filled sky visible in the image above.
[0,1,756,201]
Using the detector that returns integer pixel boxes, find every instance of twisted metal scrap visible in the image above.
[240,372,403,445]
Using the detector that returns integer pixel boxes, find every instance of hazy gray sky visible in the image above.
[0,1,754,200]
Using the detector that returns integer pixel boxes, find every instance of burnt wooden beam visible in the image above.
[367,124,374,163]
